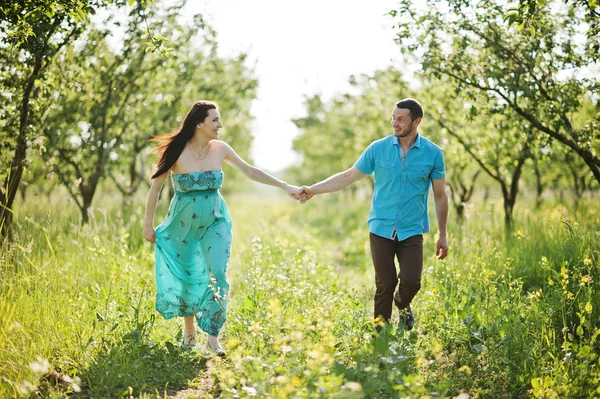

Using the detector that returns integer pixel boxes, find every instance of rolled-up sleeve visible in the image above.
[355,143,375,175]
[431,149,446,180]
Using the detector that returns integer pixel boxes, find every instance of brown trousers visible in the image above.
[369,232,423,322]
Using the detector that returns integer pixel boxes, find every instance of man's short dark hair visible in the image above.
[396,98,423,121]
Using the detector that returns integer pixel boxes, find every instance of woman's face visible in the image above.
[196,108,223,140]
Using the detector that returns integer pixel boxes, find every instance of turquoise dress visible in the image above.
[154,170,232,336]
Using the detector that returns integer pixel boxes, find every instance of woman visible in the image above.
[142,101,300,355]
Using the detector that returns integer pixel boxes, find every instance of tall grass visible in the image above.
[0,191,598,398]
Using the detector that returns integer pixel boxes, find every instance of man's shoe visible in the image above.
[398,305,414,331]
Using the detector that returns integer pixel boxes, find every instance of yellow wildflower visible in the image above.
[580,275,593,286]
[566,291,574,300]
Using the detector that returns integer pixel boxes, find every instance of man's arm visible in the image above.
[300,166,367,203]
[432,177,449,259]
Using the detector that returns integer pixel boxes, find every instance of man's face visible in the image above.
[391,107,414,138]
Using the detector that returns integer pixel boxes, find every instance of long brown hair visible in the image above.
[150,101,217,179]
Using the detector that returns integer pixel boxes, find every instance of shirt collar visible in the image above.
[392,133,421,148]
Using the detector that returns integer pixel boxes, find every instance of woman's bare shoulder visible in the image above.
[211,140,233,153]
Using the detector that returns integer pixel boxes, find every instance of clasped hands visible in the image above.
[285,184,314,204]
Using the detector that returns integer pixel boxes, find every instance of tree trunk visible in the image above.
[581,152,600,186]
[125,157,137,206]
[80,193,93,224]
[503,197,514,230]
[122,154,145,206]
[80,205,90,224]
[568,161,583,210]
[19,182,28,203]
[483,186,490,204]
[533,159,543,209]
[0,55,43,240]
[448,183,465,222]
[456,204,465,221]
[502,162,526,232]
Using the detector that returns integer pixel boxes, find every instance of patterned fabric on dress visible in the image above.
[154,170,232,336]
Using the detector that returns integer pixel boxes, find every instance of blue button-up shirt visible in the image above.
[355,134,445,241]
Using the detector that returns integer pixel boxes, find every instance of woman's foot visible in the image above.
[206,335,226,357]
[182,328,197,349]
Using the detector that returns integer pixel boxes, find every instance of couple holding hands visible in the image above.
[143,98,449,356]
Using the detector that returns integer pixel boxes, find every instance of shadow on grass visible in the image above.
[69,299,212,398]
[332,325,423,398]
[74,337,208,398]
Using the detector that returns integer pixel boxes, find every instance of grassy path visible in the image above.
[1,194,598,398]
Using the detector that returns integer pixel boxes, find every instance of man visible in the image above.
[299,98,449,331]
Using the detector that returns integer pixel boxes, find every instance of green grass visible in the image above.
[1,191,599,398]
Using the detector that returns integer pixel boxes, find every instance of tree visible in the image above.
[43,7,164,223]
[424,81,532,229]
[391,0,600,186]
[445,151,481,221]
[40,6,257,223]
[0,1,114,237]
[564,152,597,205]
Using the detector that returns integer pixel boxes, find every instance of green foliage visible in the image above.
[0,1,101,48]
[0,0,116,234]
[503,0,599,50]
[391,0,600,185]
[289,67,410,190]
[1,191,598,398]
[0,0,255,234]
[33,4,256,222]
[40,7,164,220]
[423,78,535,228]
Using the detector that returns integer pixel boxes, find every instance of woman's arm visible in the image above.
[221,141,300,198]
[142,171,169,242]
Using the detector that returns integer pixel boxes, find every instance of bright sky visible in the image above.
[188,0,403,171]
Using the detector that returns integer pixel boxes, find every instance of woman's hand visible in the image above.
[284,183,302,200]
[142,224,156,243]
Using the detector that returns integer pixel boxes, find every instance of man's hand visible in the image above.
[436,235,448,260]
[299,186,314,204]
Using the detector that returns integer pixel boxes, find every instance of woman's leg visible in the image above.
[196,220,231,350]
[206,334,221,349]
[183,315,197,346]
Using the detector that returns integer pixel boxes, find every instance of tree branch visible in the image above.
[439,67,590,158]
[53,166,83,213]
[57,147,84,181]
[432,114,505,187]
